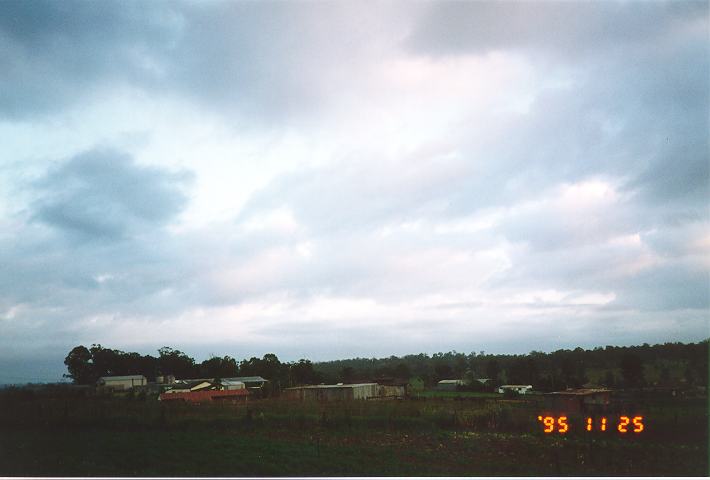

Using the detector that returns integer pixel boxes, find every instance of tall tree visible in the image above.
[158,347,196,379]
[64,345,96,384]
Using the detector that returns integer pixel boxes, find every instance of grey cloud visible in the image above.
[0,0,181,118]
[405,1,706,59]
[31,148,192,240]
[406,0,709,211]
[0,1,398,121]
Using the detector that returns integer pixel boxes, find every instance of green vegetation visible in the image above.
[0,386,706,476]
[63,340,708,395]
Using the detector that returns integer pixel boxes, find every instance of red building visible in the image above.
[159,389,250,404]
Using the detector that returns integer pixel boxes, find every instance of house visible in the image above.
[543,388,611,414]
[159,388,250,404]
[437,379,465,391]
[284,383,379,401]
[497,384,533,395]
[97,375,147,391]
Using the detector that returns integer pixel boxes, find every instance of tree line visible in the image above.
[64,340,708,391]
[64,345,322,389]
[314,340,708,390]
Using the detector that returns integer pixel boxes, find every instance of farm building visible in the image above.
[222,376,268,390]
[497,385,533,395]
[367,377,408,398]
[437,379,465,391]
[159,388,250,404]
[376,384,406,399]
[166,380,215,393]
[155,375,176,384]
[97,375,147,390]
[284,383,379,401]
[219,379,246,390]
[544,388,611,414]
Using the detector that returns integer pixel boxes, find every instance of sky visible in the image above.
[0,0,708,384]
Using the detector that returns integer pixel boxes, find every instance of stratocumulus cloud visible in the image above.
[0,0,707,383]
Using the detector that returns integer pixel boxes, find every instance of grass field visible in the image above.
[0,390,707,476]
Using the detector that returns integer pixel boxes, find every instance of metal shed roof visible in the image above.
[222,376,267,383]
[285,383,377,390]
[99,375,146,381]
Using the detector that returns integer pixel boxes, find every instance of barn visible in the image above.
[544,388,611,414]
[97,375,147,390]
[284,383,379,401]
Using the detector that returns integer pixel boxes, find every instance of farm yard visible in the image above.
[0,386,706,476]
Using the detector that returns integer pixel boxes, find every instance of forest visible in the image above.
[63,340,708,392]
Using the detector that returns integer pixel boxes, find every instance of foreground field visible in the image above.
[0,391,706,476]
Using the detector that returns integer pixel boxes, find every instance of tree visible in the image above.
[434,362,453,381]
[158,347,196,379]
[291,359,320,386]
[620,353,644,388]
[90,344,123,377]
[485,359,500,382]
[393,363,411,380]
[199,356,238,379]
[340,366,355,383]
[507,357,539,386]
[64,345,96,384]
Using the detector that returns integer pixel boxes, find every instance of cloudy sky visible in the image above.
[0,0,708,383]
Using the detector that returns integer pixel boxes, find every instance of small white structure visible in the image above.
[97,375,147,390]
[497,384,533,395]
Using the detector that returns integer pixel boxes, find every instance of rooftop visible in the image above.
[222,376,267,383]
[285,383,377,390]
[546,388,612,396]
[99,375,146,381]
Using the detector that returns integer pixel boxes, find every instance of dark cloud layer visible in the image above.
[31,149,192,240]
[0,0,180,117]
